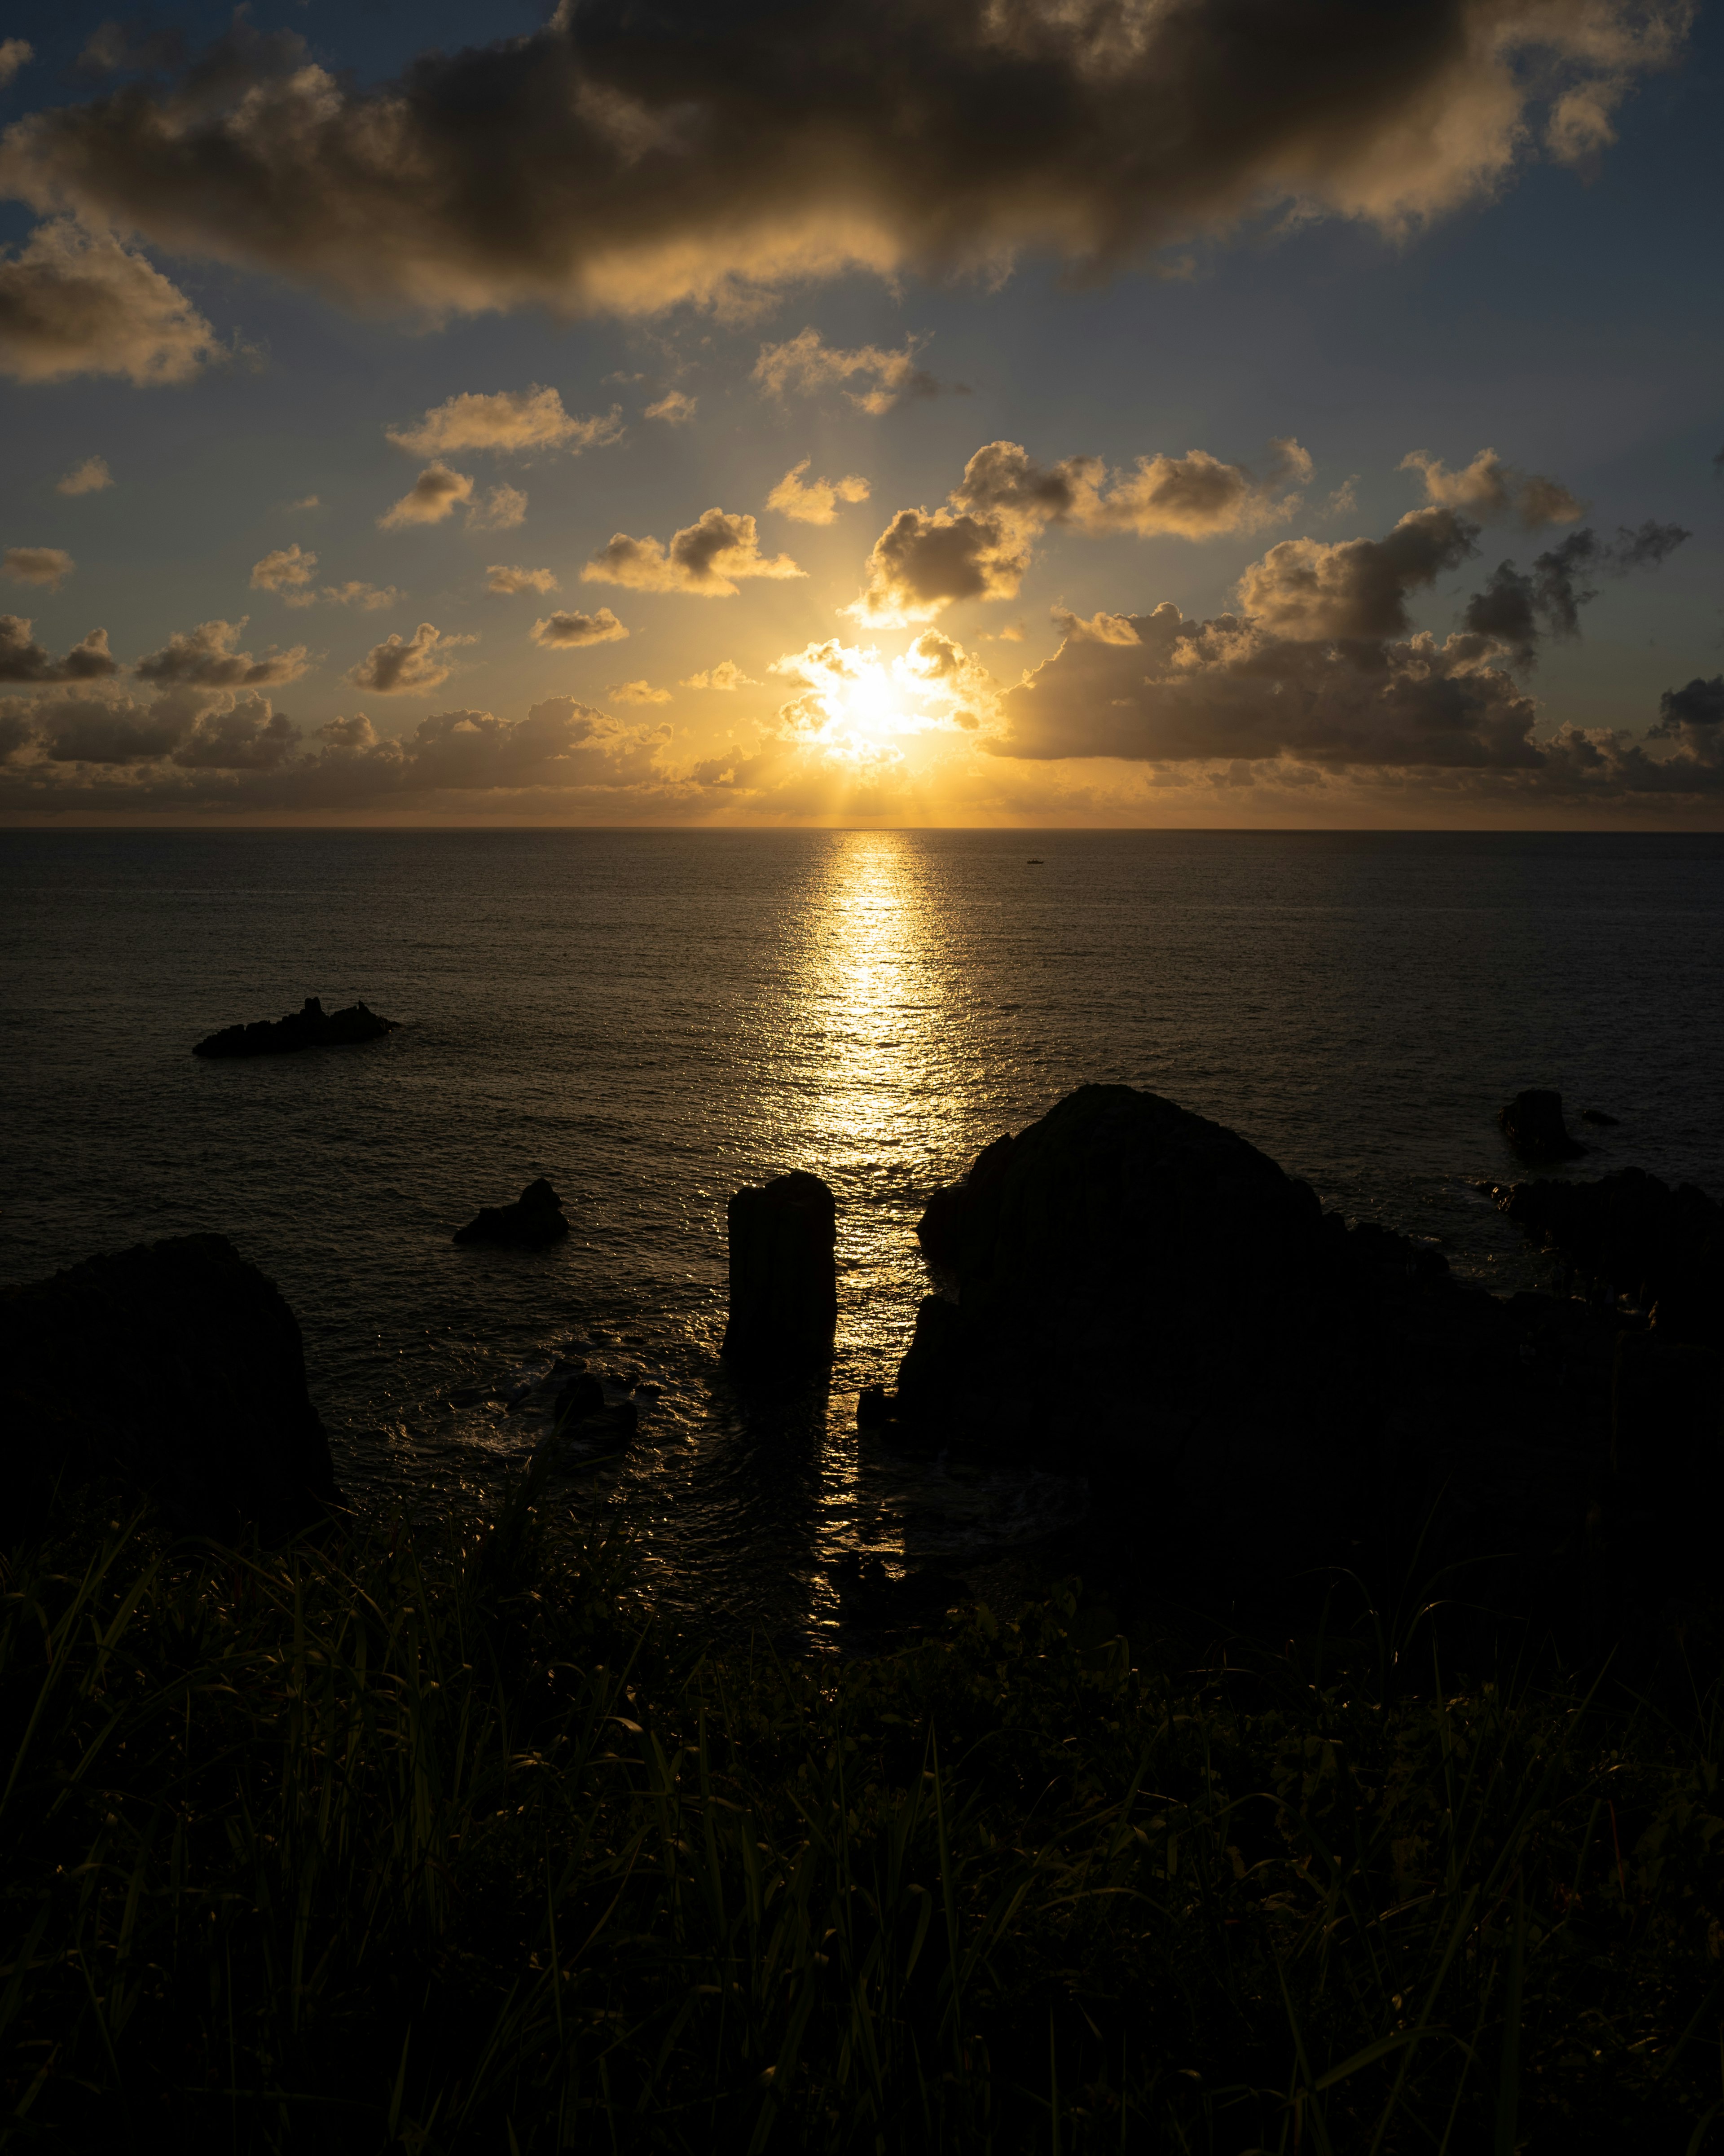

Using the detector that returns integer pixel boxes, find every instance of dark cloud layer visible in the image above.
[0,4,1681,321]
[1461,522,1690,658]
[0,614,118,682]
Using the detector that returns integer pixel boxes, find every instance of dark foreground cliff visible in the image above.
[0,1233,342,1539]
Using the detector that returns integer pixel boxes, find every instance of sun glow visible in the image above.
[768,634,997,767]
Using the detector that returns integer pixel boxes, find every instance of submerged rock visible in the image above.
[453,1177,570,1250]
[722,1170,837,1366]
[0,1233,342,1539]
[1581,1108,1622,1127]
[1498,1088,1587,1164]
[194,994,398,1059]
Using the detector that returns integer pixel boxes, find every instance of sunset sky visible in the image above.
[1,0,1720,826]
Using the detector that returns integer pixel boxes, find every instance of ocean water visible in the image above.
[4,828,1722,1642]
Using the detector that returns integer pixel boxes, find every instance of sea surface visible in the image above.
[4,829,1722,1644]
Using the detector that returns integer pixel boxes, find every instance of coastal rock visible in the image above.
[1498,1088,1587,1164]
[722,1170,837,1366]
[1581,1109,1622,1127]
[453,1177,570,1249]
[917,1132,1016,1270]
[194,995,398,1060]
[0,1234,342,1539]
[1488,1167,1724,1347]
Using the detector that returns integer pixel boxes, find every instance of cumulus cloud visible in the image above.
[488,564,558,595]
[681,660,753,689]
[853,437,1307,623]
[287,494,320,510]
[1049,607,1142,645]
[583,508,802,596]
[0,218,219,384]
[0,7,1677,324]
[767,460,870,525]
[321,581,400,611]
[0,615,118,683]
[56,455,111,495]
[608,678,671,703]
[135,617,309,688]
[1402,447,1586,527]
[378,464,472,529]
[346,620,474,693]
[752,329,957,413]
[4,545,75,590]
[1237,507,1479,640]
[251,543,317,602]
[467,483,527,532]
[387,386,622,458]
[1460,522,1691,658]
[644,390,696,424]
[529,607,627,647]
[0,39,32,89]
[1649,675,1724,751]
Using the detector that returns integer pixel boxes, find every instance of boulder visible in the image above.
[1498,1088,1587,1164]
[453,1177,570,1249]
[722,1171,837,1366]
[0,1234,342,1539]
[917,1133,1016,1270]
[1487,1167,1724,1347]
[194,995,397,1059]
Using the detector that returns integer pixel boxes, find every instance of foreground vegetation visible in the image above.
[4,1476,1724,2152]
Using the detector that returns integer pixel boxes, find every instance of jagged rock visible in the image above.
[722,1171,837,1366]
[453,1178,570,1250]
[1498,1088,1587,1164]
[1488,1167,1724,1346]
[194,995,397,1059]
[0,1234,342,1539]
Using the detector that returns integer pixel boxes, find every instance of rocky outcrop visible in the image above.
[194,995,398,1059]
[453,1178,570,1249]
[1487,1167,1724,1347]
[875,1086,1635,1594]
[722,1171,837,1366]
[0,1234,342,1539]
[916,1133,1015,1270]
[1498,1088,1587,1164]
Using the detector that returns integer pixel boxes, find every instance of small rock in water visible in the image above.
[1581,1108,1622,1126]
[194,994,397,1060]
[722,1170,837,1366]
[453,1177,570,1249]
[1497,1089,1588,1165]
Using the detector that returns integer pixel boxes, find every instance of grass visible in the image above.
[4,1468,1724,2152]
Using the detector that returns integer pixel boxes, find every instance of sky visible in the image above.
[0,0,1720,827]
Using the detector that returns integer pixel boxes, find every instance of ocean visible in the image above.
[5,827,1722,1644]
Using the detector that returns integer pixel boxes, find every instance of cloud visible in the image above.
[1236,507,1479,640]
[346,621,475,693]
[1049,607,1142,645]
[1401,447,1586,527]
[0,39,32,89]
[0,615,118,683]
[529,607,627,648]
[769,631,999,748]
[56,455,112,495]
[1649,675,1724,750]
[644,390,696,424]
[853,437,1311,623]
[251,543,317,602]
[752,329,958,413]
[767,460,870,525]
[488,564,558,595]
[0,218,220,385]
[134,617,309,687]
[608,678,671,704]
[287,494,319,510]
[681,660,752,690]
[378,464,472,529]
[387,387,622,458]
[320,581,399,611]
[0,8,1677,325]
[467,483,526,532]
[1460,522,1691,658]
[4,545,75,590]
[583,508,803,596]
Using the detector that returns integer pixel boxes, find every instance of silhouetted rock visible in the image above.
[1581,1108,1621,1126]
[1498,1088,1587,1164]
[194,995,398,1059]
[453,1178,570,1249]
[917,1132,1015,1270]
[1487,1167,1724,1347]
[0,1234,341,1539]
[722,1171,837,1366]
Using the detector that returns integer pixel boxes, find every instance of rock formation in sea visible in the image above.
[194,995,398,1059]
[722,1170,837,1366]
[453,1177,571,1249]
[1497,1087,1587,1164]
[0,1234,342,1539]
